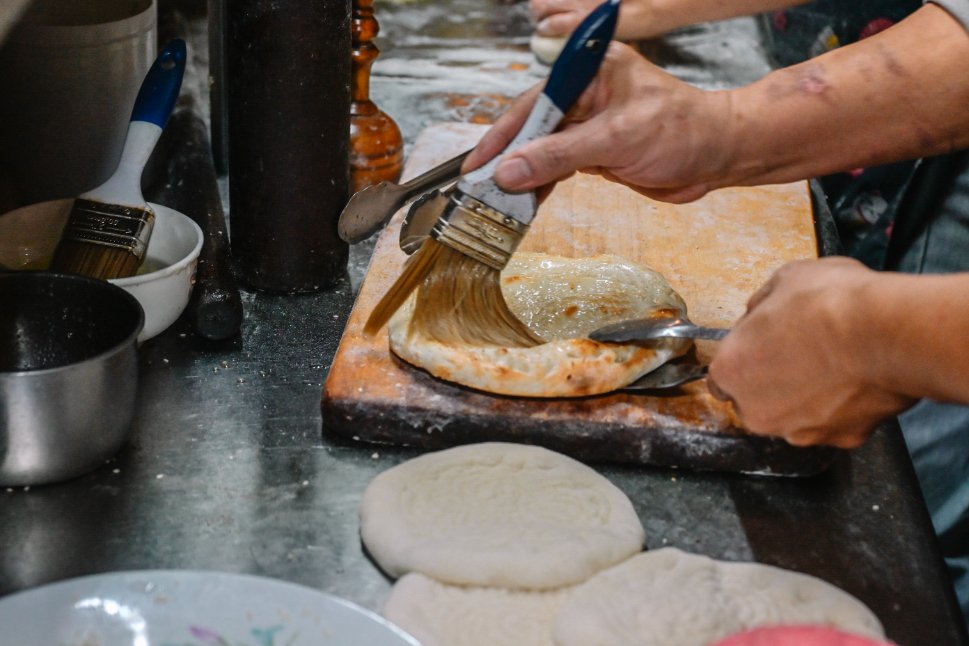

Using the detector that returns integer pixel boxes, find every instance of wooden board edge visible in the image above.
[321,392,841,478]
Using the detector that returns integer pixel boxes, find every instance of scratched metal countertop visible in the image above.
[0,1,966,644]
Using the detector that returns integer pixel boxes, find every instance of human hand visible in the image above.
[462,43,735,204]
[707,258,916,449]
[531,0,661,41]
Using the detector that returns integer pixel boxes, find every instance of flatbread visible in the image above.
[388,252,690,397]
[383,573,571,646]
[551,548,886,646]
[359,442,645,590]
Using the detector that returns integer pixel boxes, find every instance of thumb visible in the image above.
[493,127,590,192]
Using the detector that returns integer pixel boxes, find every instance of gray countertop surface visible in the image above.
[0,1,967,644]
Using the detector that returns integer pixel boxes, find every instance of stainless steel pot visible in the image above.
[0,272,144,486]
[0,0,157,204]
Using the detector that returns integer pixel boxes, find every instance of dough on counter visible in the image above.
[388,252,690,397]
[530,34,568,65]
[384,572,571,646]
[551,548,886,646]
[359,442,645,589]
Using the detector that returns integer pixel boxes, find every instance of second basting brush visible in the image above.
[50,40,186,280]
[365,0,621,347]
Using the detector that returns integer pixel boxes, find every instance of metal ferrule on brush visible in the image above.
[431,190,530,270]
[59,199,154,259]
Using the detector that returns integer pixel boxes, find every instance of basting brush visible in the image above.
[50,39,187,280]
[364,0,620,347]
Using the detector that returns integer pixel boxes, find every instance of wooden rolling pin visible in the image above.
[141,6,243,341]
[145,105,244,341]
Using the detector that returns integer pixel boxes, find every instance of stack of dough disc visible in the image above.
[361,442,644,646]
[359,443,887,646]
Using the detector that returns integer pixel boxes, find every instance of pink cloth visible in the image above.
[712,626,897,646]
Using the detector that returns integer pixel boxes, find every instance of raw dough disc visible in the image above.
[530,34,568,65]
[359,442,646,589]
[388,252,690,398]
[384,572,571,646]
[551,548,886,646]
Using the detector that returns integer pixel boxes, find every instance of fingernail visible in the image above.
[495,157,533,188]
[536,18,552,34]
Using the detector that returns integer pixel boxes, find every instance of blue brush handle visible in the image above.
[456,0,619,224]
[543,0,620,113]
[130,39,187,127]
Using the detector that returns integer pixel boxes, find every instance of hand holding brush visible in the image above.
[50,40,186,280]
[365,0,620,346]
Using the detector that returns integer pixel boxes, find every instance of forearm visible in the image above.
[852,272,969,405]
[719,3,969,188]
[644,0,808,36]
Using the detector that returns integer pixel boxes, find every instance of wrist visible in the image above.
[698,88,751,191]
[842,272,922,399]
[621,0,674,39]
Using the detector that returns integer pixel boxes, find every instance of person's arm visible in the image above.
[532,0,807,41]
[722,2,969,188]
[706,258,969,448]
[466,4,969,204]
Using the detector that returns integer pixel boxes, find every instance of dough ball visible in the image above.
[551,548,886,646]
[388,252,690,398]
[360,442,645,589]
[531,34,568,65]
[384,573,571,646]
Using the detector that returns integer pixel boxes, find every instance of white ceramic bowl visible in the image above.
[0,198,202,342]
[0,570,421,645]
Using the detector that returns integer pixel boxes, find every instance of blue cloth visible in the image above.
[765,2,969,624]
[892,151,969,626]
[764,0,922,267]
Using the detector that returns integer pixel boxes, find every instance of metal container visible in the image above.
[0,0,157,205]
[0,273,144,486]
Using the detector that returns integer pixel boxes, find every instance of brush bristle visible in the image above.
[50,240,141,280]
[365,239,540,347]
[365,240,446,337]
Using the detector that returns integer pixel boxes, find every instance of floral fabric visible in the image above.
[763,0,922,267]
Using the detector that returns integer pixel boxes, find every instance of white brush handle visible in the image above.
[80,120,161,207]
[456,0,619,225]
[79,39,186,208]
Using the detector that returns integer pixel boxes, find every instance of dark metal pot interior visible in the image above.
[0,272,144,372]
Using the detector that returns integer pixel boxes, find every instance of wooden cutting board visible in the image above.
[322,123,838,476]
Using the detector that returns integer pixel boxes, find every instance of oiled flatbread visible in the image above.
[551,548,886,646]
[388,252,690,397]
[359,442,645,590]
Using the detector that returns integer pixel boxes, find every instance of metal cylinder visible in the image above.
[225,0,351,292]
[0,0,157,205]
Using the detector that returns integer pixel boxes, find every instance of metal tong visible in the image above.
[337,150,469,244]
[590,315,730,391]
[589,316,730,343]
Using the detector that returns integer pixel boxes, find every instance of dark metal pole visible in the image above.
[225,0,351,292]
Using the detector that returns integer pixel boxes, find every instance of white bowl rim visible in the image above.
[111,202,203,288]
[0,569,423,645]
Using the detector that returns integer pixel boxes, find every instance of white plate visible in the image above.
[0,570,422,646]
